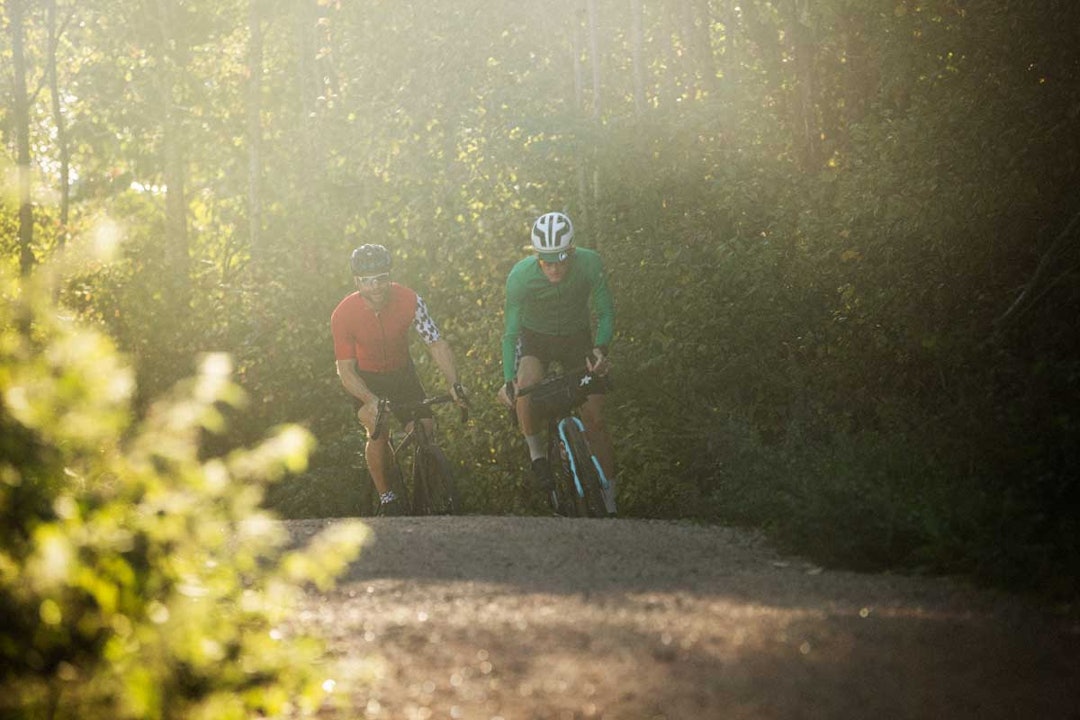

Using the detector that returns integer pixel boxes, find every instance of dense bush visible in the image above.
[0,262,367,719]
[5,0,1078,597]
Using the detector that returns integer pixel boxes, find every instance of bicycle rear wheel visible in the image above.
[415,446,459,515]
[562,420,609,518]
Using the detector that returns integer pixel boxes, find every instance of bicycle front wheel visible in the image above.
[415,446,459,515]
[562,420,609,518]
[549,428,581,516]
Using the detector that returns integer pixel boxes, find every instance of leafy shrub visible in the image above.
[0,266,368,719]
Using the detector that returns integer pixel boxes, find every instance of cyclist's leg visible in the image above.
[515,354,546,436]
[351,381,395,496]
[356,405,404,515]
[357,368,419,514]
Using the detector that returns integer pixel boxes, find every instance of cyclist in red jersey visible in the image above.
[331,243,467,516]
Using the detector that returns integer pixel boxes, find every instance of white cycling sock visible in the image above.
[379,490,397,504]
[525,434,546,461]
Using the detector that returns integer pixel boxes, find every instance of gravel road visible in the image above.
[284,515,1079,720]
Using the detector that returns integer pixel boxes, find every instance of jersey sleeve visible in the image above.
[589,256,615,348]
[412,295,442,344]
[501,269,526,382]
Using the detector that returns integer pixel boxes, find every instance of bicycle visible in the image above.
[517,367,616,518]
[371,391,469,515]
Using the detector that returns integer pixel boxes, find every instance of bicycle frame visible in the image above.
[385,414,435,457]
[520,368,614,516]
[371,393,465,446]
[371,394,467,515]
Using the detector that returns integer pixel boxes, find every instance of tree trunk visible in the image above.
[719,0,740,91]
[247,0,265,261]
[295,0,321,274]
[47,0,73,250]
[689,0,719,98]
[586,0,602,248]
[154,0,191,306]
[630,0,645,116]
[572,10,591,235]
[787,0,820,168]
[10,0,36,276]
[586,0,601,121]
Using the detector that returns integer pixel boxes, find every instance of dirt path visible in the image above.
[284,516,1079,720]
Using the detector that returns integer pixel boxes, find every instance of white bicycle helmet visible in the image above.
[530,211,574,261]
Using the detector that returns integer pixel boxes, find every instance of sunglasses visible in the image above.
[538,250,573,267]
[356,272,390,287]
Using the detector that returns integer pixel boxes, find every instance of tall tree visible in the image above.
[630,0,645,115]
[9,0,36,276]
[784,0,820,168]
[149,0,192,306]
[45,0,74,249]
[247,0,265,261]
[586,0,601,120]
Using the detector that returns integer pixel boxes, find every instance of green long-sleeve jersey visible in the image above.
[501,248,615,382]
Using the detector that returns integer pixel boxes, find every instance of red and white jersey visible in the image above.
[331,283,442,373]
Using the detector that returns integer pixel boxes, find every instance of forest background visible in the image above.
[3,0,1078,597]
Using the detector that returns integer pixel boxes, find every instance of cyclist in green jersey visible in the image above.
[497,211,616,508]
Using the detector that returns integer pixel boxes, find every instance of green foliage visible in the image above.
[3,0,1079,596]
[0,265,368,719]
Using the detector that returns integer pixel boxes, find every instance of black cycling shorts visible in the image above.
[518,327,606,395]
[350,363,432,422]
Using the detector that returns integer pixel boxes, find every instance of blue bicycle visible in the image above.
[518,368,616,518]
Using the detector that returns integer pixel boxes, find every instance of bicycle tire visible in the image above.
[546,430,577,516]
[415,446,459,515]
[562,420,609,518]
[553,422,590,517]
[384,460,411,515]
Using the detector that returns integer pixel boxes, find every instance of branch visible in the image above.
[993,208,1080,331]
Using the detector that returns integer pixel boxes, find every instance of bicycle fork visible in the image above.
[557,417,616,514]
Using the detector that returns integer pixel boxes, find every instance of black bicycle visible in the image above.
[517,368,615,518]
[371,392,469,515]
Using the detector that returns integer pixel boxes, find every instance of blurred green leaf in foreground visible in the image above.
[0,255,370,720]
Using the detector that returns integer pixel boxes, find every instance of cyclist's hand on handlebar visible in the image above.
[587,348,612,377]
[357,395,381,432]
[496,381,515,409]
[451,382,470,408]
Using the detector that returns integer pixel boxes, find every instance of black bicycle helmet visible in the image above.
[349,244,392,275]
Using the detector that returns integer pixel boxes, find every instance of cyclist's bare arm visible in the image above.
[426,339,465,401]
[413,295,467,405]
[336,358,379,421]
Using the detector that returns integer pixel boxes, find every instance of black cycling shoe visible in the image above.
[376,496,407,517]
[531,457,554,492]
[530,457,564,515]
